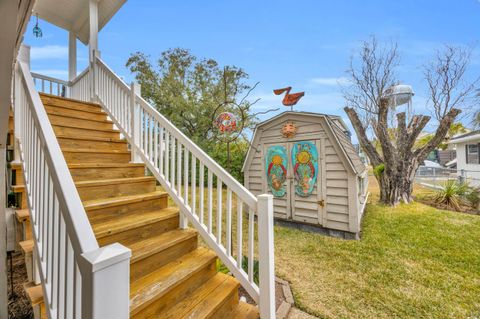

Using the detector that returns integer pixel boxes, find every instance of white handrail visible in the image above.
[69,67,91,102]
[31,72,68,97]
[93,57,276,318]
[15,59,131,319]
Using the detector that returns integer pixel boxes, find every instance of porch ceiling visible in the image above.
[33,0,126,45]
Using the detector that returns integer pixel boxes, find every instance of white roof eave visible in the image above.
[448,134,480,145]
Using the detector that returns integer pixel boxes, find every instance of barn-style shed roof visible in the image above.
[242,111,366,175]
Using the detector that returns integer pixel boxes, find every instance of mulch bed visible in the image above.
[238,279,286,310]
[7,252,33,319]
[416,197,479,215]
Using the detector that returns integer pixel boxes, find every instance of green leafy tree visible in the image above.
[126,48,259,181]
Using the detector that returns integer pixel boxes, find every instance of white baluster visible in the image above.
[236,199,243,267]
[226,188,232,256]
[217,178,222,244]
[199,163,204,224]
[191,155,196,216]
[184,149,189,206]
[207,170,213,233]
[248,210,254,283]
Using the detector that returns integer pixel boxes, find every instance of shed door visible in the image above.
[263,143,291,219]
[290,140,322,225]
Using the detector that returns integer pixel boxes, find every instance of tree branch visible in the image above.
[344,107,382,165]
[414,108,461,161]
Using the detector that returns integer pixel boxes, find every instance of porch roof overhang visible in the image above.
[33,0,126,45]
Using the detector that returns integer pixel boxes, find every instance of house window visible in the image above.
[466,144,479,164]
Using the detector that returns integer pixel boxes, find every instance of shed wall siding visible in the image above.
[323,138,350,231]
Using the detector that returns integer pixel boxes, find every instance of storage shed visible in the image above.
[242,111,368,238]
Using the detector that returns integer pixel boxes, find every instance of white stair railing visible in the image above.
[14,52,131,319]
[93,56,276,318]
[69,67,91,101]
[31,72,68,97]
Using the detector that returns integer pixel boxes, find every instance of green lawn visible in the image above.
[274,181,480,318]
[162,180,480,318]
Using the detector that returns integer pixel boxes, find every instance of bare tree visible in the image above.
[343,37,477,205]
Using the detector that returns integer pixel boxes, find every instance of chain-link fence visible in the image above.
[415,166,480,189]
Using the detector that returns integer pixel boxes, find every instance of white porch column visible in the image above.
[88,0,99,62]
[68,31,77,81]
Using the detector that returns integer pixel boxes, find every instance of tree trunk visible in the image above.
[345,106,460,206]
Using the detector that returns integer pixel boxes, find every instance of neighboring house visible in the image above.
[1,1,276,318]
[448,130,480,187]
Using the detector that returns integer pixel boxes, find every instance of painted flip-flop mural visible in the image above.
[292,141,318,197]
[265,145,288,197]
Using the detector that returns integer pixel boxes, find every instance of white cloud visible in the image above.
[311,77,350,86]
[31,69,68,79]
[31,45,68,60]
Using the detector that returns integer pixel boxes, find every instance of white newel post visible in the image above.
[79,243,131,319]
[258,194,275,319]
[89,0,99,102]
[130,82,142,163]
[68,31,77,82]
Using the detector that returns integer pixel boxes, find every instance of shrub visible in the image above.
[434,180,468,211]
[242,256,259,285]
[465,188,480,210]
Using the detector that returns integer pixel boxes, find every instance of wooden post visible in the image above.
[79,243,131,319]
[258,194,275,319]
[130,82,141,163]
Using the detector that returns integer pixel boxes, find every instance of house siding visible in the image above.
[456,140,480,187]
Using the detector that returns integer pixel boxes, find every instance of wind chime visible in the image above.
[33,14,43,38]
[212,67,246,172]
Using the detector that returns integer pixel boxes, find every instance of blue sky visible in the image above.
[25,0,480,137]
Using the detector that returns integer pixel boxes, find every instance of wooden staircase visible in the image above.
[34,93,259,318]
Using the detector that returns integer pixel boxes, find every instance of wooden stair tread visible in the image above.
[52,124,119,133]
[20,240,34,254]
[41,95,106,115]
[61,148,130,154]
[161,272,239,319]
[69,163,144,169]
[58,135,128,144]
[12,184,25,192]
[15,208,30,222]
[48,113,114,124]
[91,207,179,238]
[40,92,102,108]
[76,176,155,187]
[10,162,22,170]
[130,247,217,314]
[24,283,44,306]
[128,228,197,263]
[230,302,260,319]
[44,102,106,116]
[83,191,167,211]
